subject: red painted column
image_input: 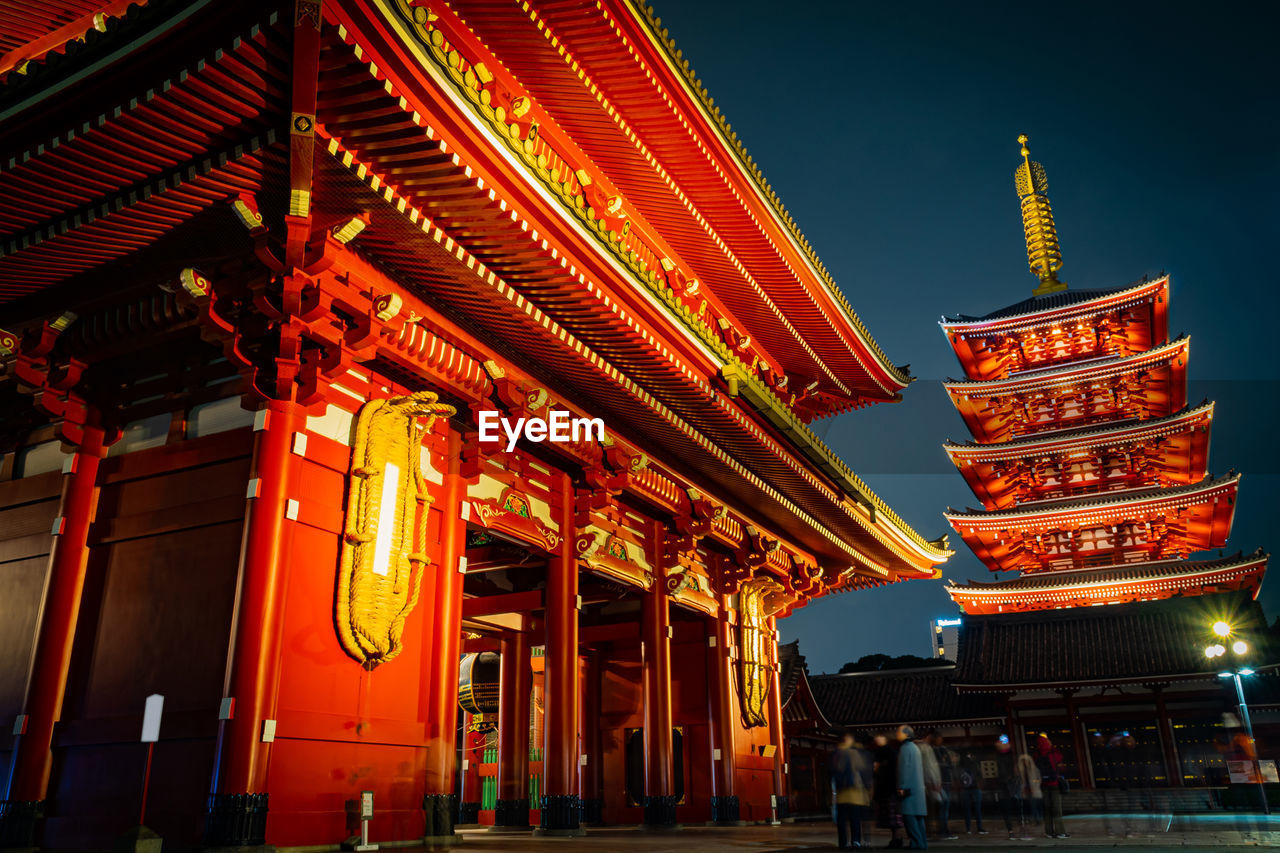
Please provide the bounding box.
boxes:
[642,544,676,828]
[423,425,466,842]
[538,474,580,834]
[494,627,530,828]
[767,616,787,821]
[707,586,739,823]
[3,426,107,840]
[205,400,303,847]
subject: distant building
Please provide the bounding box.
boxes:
[932,616,962,659]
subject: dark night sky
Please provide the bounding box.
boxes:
[650,0,1280,674]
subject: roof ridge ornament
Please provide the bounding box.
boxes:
[1014,134,1068,297]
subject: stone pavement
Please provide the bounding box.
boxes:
[448,812,1280,850]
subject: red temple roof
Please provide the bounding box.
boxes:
[436,0,913,414]
[946,473,1240,573]
[945,549,1267,614]
[0,0,952,584]
[945,402,1214,510]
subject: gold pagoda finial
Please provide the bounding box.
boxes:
[1014,134,1067,296]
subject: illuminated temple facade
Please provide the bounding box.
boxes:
[941,137,1267,615]
[0,1,951,849]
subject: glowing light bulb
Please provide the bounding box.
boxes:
[1212,621,1231,637]
[1232,640,1248,655]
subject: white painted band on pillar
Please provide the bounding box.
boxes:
[291,432,309,457]
[50,516,66,536]
[261,719,277,742]
[253,409,269,432]
[246,478,262,499]
[218,698,235,720]
[12,714,28,735]
[285,499,300,520]
[457,555,468,574]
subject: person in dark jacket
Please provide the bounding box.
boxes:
[871,734,906,849]
[896,725,928,850]
[831,731,873,849]
[958,749,986,835]
[994,735,1023,839]
[1036,734,1069,838]
[931,733,958,841]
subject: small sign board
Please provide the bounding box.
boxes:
[1227,759,1278,783]
[360,791,374,819]
[141,694,164,743]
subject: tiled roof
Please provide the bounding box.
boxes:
[942,277,1162,325]
[957,289,1114,322]
[778,639,806,708]
[943,335,1188,391]
[809,666,1004,727]
[945,550,1268,593]
[942,402,1213,454]
[952,590,1272,689]
[945,472,1238,520]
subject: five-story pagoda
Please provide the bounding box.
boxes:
[940,136,1267,615]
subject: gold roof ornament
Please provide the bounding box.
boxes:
[1015,134,1068,296]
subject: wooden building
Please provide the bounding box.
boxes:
[0,1,951,849]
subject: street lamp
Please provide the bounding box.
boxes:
[1206,622,1269,815]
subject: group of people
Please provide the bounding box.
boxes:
[830,726,1071,849]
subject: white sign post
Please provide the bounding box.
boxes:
[354,791,377,851]
[138,694,164,825]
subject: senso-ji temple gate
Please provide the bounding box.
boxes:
[0,1,952,849]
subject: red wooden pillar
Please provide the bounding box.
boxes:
[578,650,603,824]
[494,627,530,828]
[707,588,739,824]
[1,426,107,846]
[642,544,676,828]
[537,474,580,834]
[767,616,787,821]
[204,399,303,847]
[423,425,465,843]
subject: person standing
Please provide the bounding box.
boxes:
[1035,734,1069,839]
[932,734,958,841]
[831,731,872,849]
[1014,749,1041,839]
[920,729,941,836]
[896,725,928,850]
[872,734,906,849]
[958,749,986,835]
[994,735,1022,839]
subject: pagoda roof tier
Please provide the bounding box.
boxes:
[942,275,1172,335]
[435,0,912,415]
[945,402,1214,510]
[944,336,1189,444]
[945,549,1268,615]
[945,473,1240,574]
[940,277,1169,384]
